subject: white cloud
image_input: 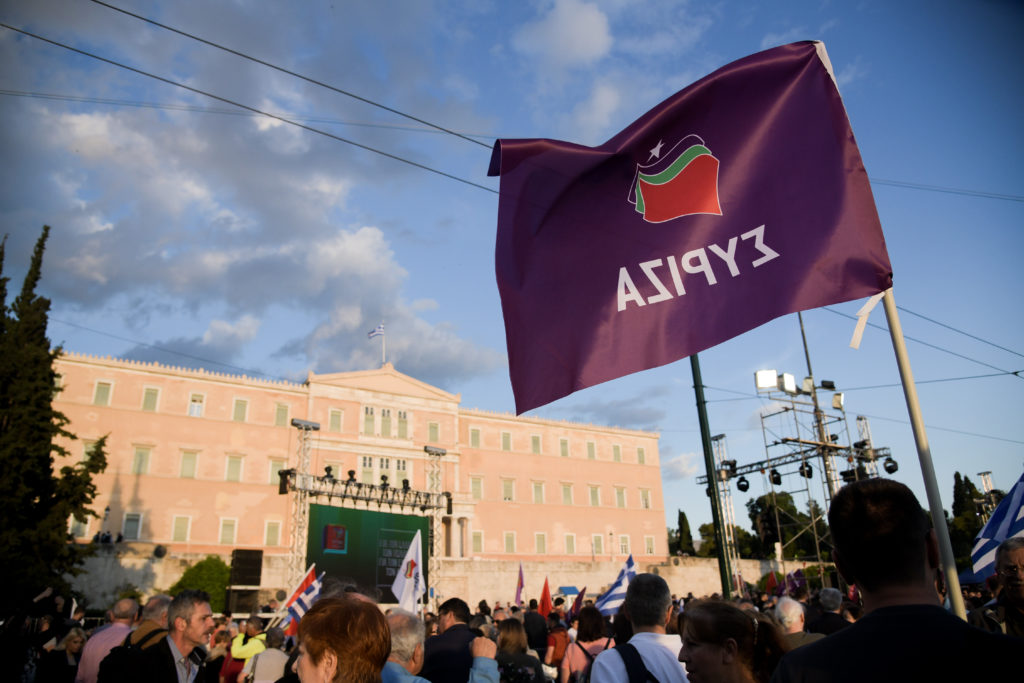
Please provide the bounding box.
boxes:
[512,0,612,70]
[662,452,700,480]
[571,81,621,144]
[202,315,261,347]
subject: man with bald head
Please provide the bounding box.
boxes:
[75,597,138,683]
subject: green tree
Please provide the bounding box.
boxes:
[169,555,231,612]
[696,523,759,558]
[677,510,696,555]
[746,492,827,561]
[949,471,985,569]
[0,227,108,605]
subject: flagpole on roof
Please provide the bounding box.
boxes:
[691,354,734,599]
[881,288,967,620]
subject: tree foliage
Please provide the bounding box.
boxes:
[0,227,108,606]
[696,523,760,558]
[746,492,831,561]
[949,471,985,570]
[169,556,231,613]
[677,510,695,555]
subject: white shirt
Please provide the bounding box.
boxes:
[590,631,688,683]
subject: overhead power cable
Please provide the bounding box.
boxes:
[870,178,1024,203]
[896,306,1024,358]
[87,0,492,149]
[0,23,498,195]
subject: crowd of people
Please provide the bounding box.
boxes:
[5,480,1021,683]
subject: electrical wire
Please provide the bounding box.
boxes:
[0,23,499,195]
[896,306,1024,359]
[87,0,492,149]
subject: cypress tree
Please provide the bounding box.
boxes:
[0,227,108,606]
[677,510,696,555]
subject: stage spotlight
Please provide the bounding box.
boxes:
[770,469,782,486]
[841,469,857,483]
[380,474,389,489]
[883,457,899,474]
[402,478,410,492]
[736,476,750,492]
[799,462,813,479]
[347,470,357,483]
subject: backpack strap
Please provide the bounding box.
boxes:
[136,628,167,649]
[615,642,660,683]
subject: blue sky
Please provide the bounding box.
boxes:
[2,0,1022,536]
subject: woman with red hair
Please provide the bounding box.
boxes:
[293,597,391,683]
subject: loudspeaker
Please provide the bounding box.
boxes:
[225,588,259,614]
[229,549,263,586]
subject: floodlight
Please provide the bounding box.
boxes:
[755,370,778,391]
[802,377,814,394]
[736,476,750,492]
[798,462,814,479]
[781,373,798,395]
[884,457,899,474]
[820,380,836,390]
[770,469,782,486]
[832,393,844,410]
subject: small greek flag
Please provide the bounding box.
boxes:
[368,323,385,339]
[594,554,636,616]
[972,470,1024,577]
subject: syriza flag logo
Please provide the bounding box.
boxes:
[404,558,417,579]
[628,134,722,223]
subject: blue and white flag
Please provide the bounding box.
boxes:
[594,554,636,616]
[972,470,1024,577]
[287,569,324,625]
[368,323,385,339]
[391,529,426,612]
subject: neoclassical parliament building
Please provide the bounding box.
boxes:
[54,352,676,607]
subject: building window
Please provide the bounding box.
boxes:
[361,455,374,484]
[504,532,516,553]
[225,455,243,482]
[535,533,547,554]
[640,489,651,510]
[70,516,89,538]
[532,482,544,504]
[470,428,480,448]
[619,535,630,555]
[560,439,569,457]
[189,393,204,417]
[180,451,198,479]
[397,411,408,439]
[587,442,596,460]
[363,407,374,435]
[265,521,281,547]
[428,422,439,443]
[472,531,483,554]
[502,479,515,502]
[637,447,646,465]
[501,432,511,451]
[471,477,483,501]
[93,381,112,406]
[219,519,237,545]
[589,485,600,507]
[274,403,289,427]
[613,444,621,462]
[123,513,142,540]
[172,516,190,543]
[381,409,392,437]
[396,459,407,474]
[269,458,285,485]
[565,534,576,554]
[561,483,573,505]
[615,487,626,509]
[531,435,541,454]
[645,535,656,555]
[232,399,248,423]
[132,447,150,475]
[592,534,603,555]
[329,409,343,433]
[142,387,159,412]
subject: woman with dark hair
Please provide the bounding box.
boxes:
[558,606,613,683]
[677,600,789,683]
[495,619,545,683]
[293,597,390,683]
[36,626,86,683]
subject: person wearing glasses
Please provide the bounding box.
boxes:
[969,536,1024,639]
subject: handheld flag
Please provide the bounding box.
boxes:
[539,577,553,617]
[594,554,636,616]
[488,41,892,413]
[568,586,587,622]
[283,565,324,636]
[391,530,426,612]
[972,470,1024,577]
[515,563,525,607]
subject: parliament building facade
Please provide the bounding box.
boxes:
[54,352,673,607]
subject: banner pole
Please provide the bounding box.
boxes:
[690,354,733,599]
[881,288,966,620]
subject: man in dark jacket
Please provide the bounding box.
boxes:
[420,598,476,683]
[806,588,849,636]
[142,590,214,683]
[522,599,547,662]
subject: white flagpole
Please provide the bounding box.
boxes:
[382,329,387,366]
[881,288,967,620]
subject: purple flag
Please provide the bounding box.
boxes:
[488,42,892,414]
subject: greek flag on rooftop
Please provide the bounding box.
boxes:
[972,470,1024,577]
[288,571,324,623]
[594,554,636,616]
